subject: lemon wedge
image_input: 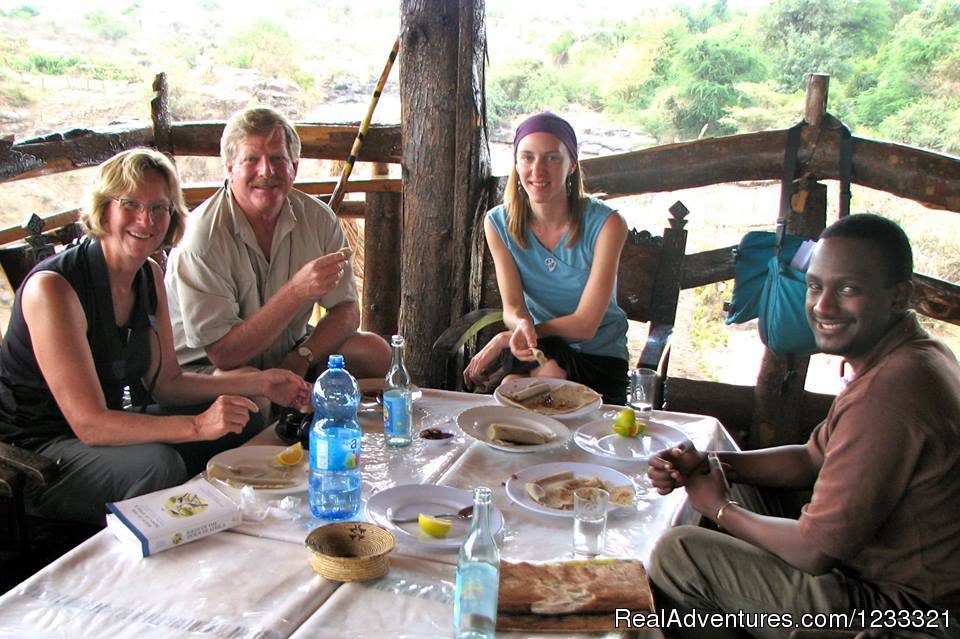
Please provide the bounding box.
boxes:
[612,408,646,437]
[418,513,453,538]
[274,442,304,466]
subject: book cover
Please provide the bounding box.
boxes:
[106,477,242,557]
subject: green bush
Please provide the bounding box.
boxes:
[4,4,39,18]
[0,71,34,107]
[877,97,960,155]
[220,20,303,80]
[85,10,130,41]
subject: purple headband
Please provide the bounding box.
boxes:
[513,112,578,162]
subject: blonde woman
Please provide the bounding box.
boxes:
[0,148,309,524]
[463,112,629,404]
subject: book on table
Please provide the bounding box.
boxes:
[106,477,242,557]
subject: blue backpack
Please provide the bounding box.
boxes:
[726,120,852,357]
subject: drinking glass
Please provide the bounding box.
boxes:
[628,368,657,412]
[572,487,608,557]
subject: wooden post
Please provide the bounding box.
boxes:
[399,0,489,386]
[364,162,402,336]
[151,72,173,156]
[804,74,830,127]
[750,74,831,448]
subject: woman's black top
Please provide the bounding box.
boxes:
[0,238,156,449]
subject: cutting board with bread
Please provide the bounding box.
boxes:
[496,559,655,631]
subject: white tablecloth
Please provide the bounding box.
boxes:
[0,389,737,638]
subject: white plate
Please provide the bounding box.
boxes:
[205,446,308,496]
[493,377,602,420]
[505,462,635,518]
[457,405,570,453]
[574,418,687,463]
[365,484,505,548]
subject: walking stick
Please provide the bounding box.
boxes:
[328,36,400,213]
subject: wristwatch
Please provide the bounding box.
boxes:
[296,345,315,365]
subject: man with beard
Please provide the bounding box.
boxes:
[165,107,389,382]
[646,214,960,638]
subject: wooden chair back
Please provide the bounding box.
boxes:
[0,215,85,291]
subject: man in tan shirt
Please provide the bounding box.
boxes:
[166,107,389,380]
[647,214,960,638]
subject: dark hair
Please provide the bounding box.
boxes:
[820,214,913,284]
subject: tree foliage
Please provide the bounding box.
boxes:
[484,0,959,154]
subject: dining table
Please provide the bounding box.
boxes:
[0,387,739,639]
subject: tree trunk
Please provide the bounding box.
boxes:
[399,0,489,386]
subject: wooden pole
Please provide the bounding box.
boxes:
[151,72,173,155]
[749,73,831,448]
[364,162,402,336]
[328,37,401,213]
[399,0,489,386]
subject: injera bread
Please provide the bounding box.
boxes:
[499,382,601,416]
[496,559,655,632]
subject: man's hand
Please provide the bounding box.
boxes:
[508,319,539,361]
[647,440,708,495]
[684,454,731,520]
[286,251,348,305]
[193,396,259,440]
[260,368,311,410]
[464,331,510,389]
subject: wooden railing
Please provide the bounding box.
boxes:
[3,72,960,448]
[0,73,405,337]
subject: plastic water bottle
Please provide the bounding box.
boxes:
[453,487,500,638]
[308,354,362,520]
[383,334,413,447]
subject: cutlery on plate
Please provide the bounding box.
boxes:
[389,505,473,524]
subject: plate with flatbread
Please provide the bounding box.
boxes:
[494,377,602,420]
[205,446,308,497]
[505,462,636,517]
[457,405,570,453]
[574,418,686,464]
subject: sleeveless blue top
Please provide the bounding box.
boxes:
[487,198,628,361]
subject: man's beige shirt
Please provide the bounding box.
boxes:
[166,184,358,370]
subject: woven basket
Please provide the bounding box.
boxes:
[305,521,396,582]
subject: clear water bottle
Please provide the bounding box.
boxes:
[308,354,362,520]
[383,334,413,447]
[453,487,500,638]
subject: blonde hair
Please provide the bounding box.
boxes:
[81,148,187,248]
[504,161,586,249]
[220,106,301,166]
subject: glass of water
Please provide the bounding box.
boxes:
[628,368,657,412]
[573,487,609,557]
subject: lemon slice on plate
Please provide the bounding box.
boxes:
[418,513,453,538]
[274,442,304,467]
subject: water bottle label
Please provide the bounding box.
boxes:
[311,430,359,471]
[454,562,499,635]
[383,389,412,438]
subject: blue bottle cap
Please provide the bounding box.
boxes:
[328,354,345,369]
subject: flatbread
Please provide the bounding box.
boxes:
[500,382,600,416]
[530,348,548,366]
[523,473,634,510]
[498,559,655,621]
[488,421,556,446]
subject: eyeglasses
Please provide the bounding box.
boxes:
[113,197,172,220]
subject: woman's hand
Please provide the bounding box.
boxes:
[464,330,510,389]
[260,369,312,410]
[508,319,539,360]
[193,396,259,440]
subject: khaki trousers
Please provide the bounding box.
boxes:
[648,524,954,639]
